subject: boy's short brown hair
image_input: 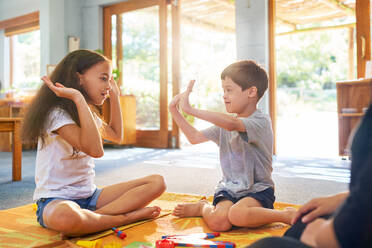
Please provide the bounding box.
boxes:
[221,60,268,100]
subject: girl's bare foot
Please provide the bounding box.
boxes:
[122,206,161,224]
[172,200,208,217]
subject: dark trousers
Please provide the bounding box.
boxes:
[247,214,333,248]
[247,237,312,248]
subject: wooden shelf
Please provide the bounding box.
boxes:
[339,113,365,117]
[337,79,372,156]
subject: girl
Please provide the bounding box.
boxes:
[22,49,166,236]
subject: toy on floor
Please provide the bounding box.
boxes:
[161,233,220,240]
[103,242,123,248]
[156,232,235,248]
[76,239,102,248]
[112,227,127,239]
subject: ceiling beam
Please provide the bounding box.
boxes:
[276,17,297,30]
[277,22,355,36]
[318,0,355,16]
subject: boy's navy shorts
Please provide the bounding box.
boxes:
[212,187,275,209]
[36,188,102,228]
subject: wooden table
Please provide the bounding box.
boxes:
[0,117,22,181]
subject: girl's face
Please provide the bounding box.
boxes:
[78,61,112,105]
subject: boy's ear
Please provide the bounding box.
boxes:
[246,86,258,98]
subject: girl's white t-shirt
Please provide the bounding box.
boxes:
[33,107,102,201]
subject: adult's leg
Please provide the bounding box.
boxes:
[247,237,312,248]
[43,200,160,236]
[95,174,166,215]
[228,197,296,227]
[173,200,234,231]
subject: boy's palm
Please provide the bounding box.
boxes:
[186,80,195,93]
[42,76,82,101]
[179,80,195,113]
[169,93,182,109]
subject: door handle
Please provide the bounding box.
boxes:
[361,35,366,59]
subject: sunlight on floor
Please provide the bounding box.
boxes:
[277,111,339,158]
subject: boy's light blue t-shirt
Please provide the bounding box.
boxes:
[201,109,274,198]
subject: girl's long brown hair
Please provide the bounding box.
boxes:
[22,49,109,146]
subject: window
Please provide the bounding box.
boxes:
[0,12,40,95]
[9,30,40,89]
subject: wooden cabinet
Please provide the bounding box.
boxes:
[337,78,372,156]
[0,103,26,152]
[101,95,136,145]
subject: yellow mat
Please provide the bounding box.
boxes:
[0,192,298,248]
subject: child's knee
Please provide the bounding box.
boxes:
[207,213,232,231]
[46,202,83,233]
[149,174,166,193]
[228,205,252,226]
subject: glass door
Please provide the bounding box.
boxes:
[104,0,171,148]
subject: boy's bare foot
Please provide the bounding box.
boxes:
[172,200,208,217]
[122,206,161,224]
[282,207,297,225]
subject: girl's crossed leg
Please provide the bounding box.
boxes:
[42,174,166,236]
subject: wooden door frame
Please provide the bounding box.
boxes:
[103,0,178,148]
[356,0,370,78]
[268,0,276,155]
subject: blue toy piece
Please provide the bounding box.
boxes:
[112,227,127,239]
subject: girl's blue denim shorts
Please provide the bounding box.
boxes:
[35,188,102,228]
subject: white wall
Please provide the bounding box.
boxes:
[235,0,269,113]
[81,0,125,50]
[0,0,40,21]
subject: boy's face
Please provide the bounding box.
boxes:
[222,77,256,115]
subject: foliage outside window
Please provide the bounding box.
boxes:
[10,29,41,95]
[276,29,350,115]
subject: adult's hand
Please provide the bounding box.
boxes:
[292,192,348,224]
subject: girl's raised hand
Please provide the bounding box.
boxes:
[109,77,120,97]
[42,76,82,101]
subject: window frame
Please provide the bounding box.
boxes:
[0,12,39,88]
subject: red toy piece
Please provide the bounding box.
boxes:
[156,239,175,248]
[156,233,235,248]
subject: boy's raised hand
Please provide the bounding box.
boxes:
[42,76,82,102]
[169,93,182,112]
[186,79,195,93]
[179,80,195,114]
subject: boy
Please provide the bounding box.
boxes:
[169,60,295,231]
